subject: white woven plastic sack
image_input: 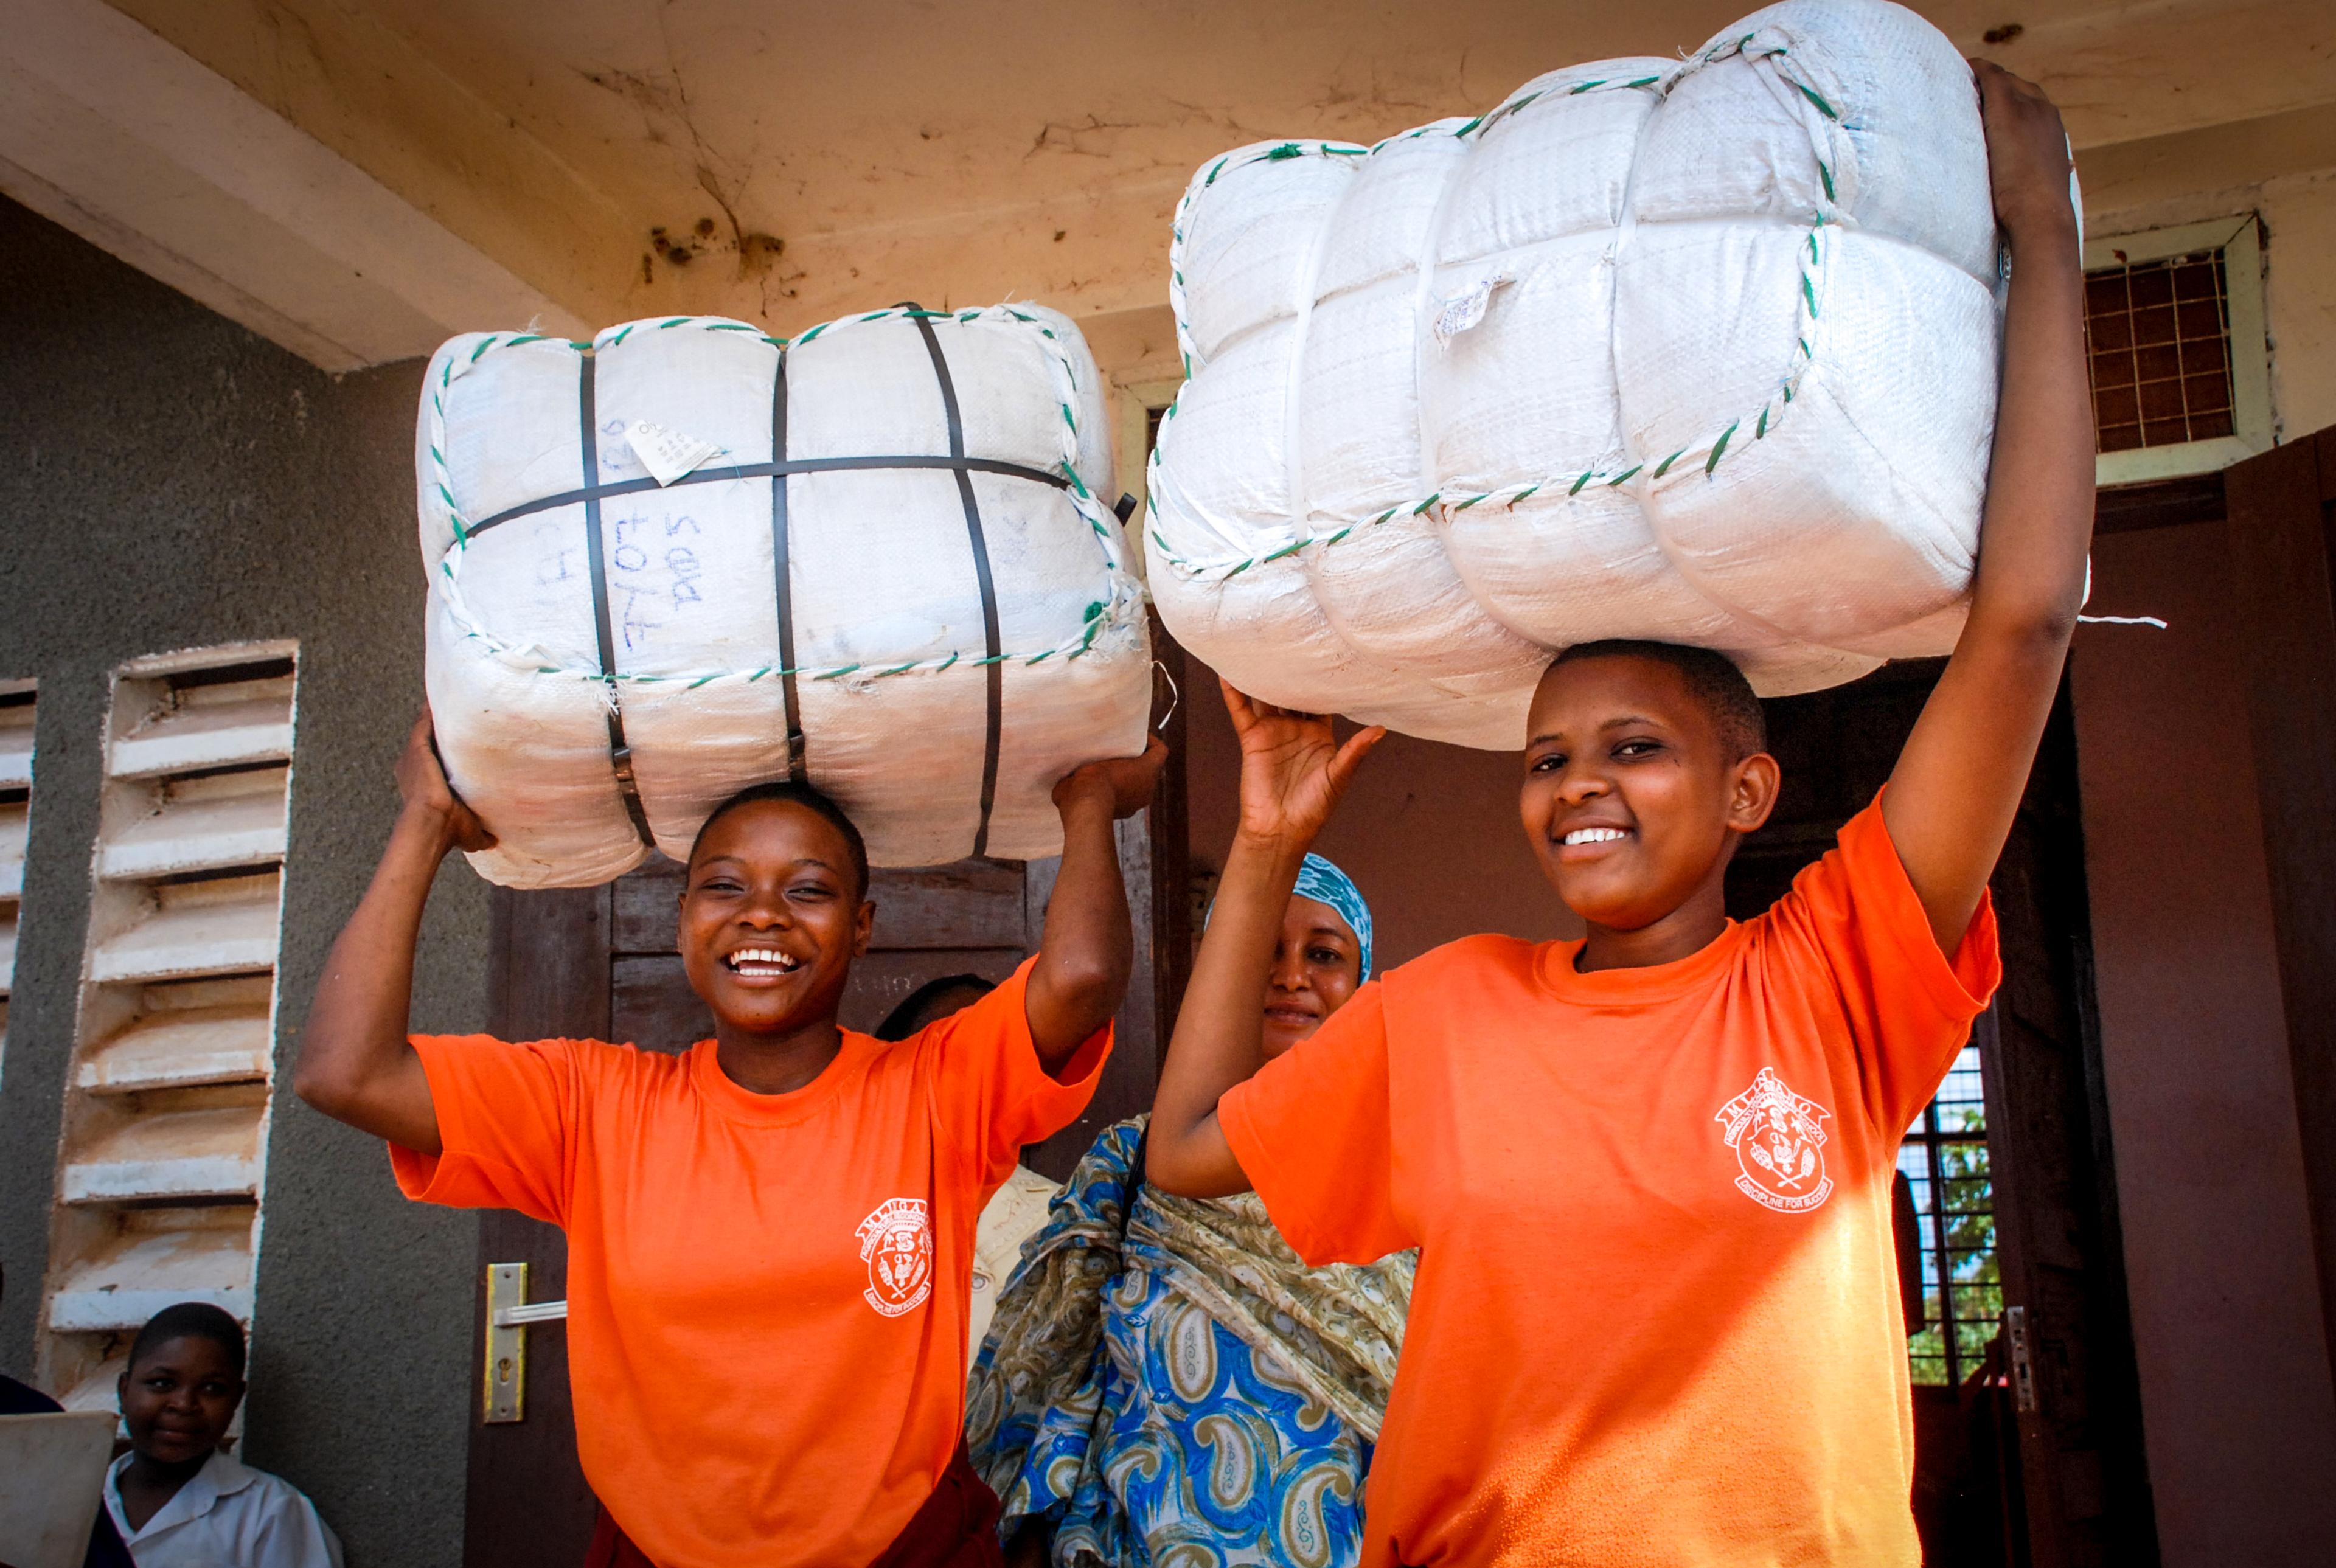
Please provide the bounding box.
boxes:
[419,305,1150,888]
[1149,0,2043,747]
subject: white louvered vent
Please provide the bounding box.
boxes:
[0,680,34,1087]
[38,644,296,1411]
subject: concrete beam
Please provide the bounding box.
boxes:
[2078,100,2336,214]
[0,0,588,372]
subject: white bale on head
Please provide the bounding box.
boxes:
[1149,0,2059,736]
[419,306,1150,889]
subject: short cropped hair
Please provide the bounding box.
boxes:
[1550,640,1768,760]
[129,1302,246,1379]
[687,780,870,900]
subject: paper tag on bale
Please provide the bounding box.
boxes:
[1433,273,1512,345]
[626,420,725,485]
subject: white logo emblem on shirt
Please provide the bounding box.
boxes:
[856,1197,934,1317]
[1715,1067,1835,1213]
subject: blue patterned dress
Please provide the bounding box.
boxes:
[965,1119,1413,1568]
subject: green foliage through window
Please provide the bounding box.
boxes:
[1899,1042,1998,1386]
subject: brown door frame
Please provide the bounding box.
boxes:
[465,883,610,1568]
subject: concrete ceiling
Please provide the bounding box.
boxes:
[70,0,2336,349]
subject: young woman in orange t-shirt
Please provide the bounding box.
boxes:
[1148,63,2090,1568]
[295,715,1162,1567]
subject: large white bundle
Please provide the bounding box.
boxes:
[419,305,1150,888]
[1149,0,2028,746]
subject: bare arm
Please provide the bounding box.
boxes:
[1883,61,2092,954]
[1147,684,1383,1197]
[291,714,493,1154]
[1024,737,1169,1073]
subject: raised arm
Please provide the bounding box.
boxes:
[1883,60,2092,954]
[1147,682,1383,1198]
[1024,737,1169,1073]
[291,713,493,1154]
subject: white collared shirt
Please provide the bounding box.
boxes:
[967,1162,1060,1367]
[104,1450,342,1568]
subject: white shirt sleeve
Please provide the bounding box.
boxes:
[232,1474,342,1568]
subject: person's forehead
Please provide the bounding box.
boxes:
[1285,893,1355,940]
[692,797,850,867]
[136,1334,233,1372]
[1528,654,1705,732]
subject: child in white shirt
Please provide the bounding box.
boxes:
[103,1303,341,1568]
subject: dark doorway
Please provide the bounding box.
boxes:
[1726,661,2157,1568]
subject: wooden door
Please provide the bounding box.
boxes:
[461,789,1183,1564]
[1726,661,2157,1568]
[2225,428,2336,1376]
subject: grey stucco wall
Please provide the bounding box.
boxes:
[0,198,483,1567]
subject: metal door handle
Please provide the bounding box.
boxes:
[493,1299,570,1327]
[482,1263,567,1424]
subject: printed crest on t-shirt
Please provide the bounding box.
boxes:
[1714,1067,1835,1213]
[855,1196,934,1317]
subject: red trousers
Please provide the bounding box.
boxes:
[584,1446,1004,1568]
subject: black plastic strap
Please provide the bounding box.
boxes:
[579,355,656,850]
[1113,492,1138,525]
[905,304,1003,859]
[770,349,807,783]
[465,454,1068,538]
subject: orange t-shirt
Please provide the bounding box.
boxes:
[1220,798,2000,1567]
[391,959,1108,1568]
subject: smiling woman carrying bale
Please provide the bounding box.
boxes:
[1145,35,2094,1567]
[297,302,1163,1568]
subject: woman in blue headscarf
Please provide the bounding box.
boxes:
[966,854,1411,1568]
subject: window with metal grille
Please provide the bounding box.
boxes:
[1897,1038,1999,1386]
[2088,250,2234,451]
[2085,214,2270,485]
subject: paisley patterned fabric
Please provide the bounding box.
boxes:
[966,1118,1413,1567]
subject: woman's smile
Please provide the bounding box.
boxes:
[721,945,805,983]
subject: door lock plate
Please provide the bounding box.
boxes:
[484,1263,529,1424]
[2005,1304,2039,1413]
